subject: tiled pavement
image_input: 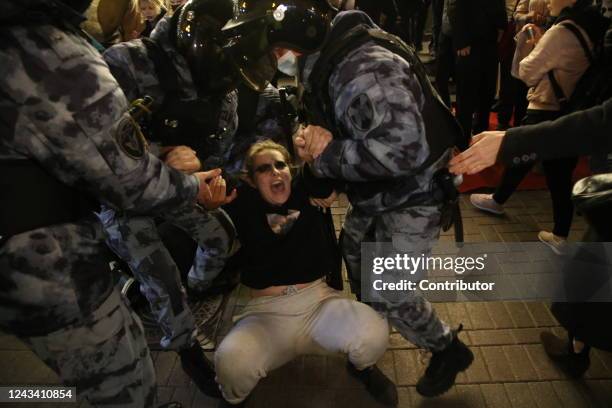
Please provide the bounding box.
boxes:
[1,190,611,408]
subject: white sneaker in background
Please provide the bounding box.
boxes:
[470,194,505,215]
[538,230,567,255]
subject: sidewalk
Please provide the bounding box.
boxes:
[1,190,611,407]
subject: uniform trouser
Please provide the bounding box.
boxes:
[340,205,452,352]
[26,290,157,407]
[99,205,235,350]
[0,223,156,407]
[214,280,389,404]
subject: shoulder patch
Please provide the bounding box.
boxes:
[346,93,375,132]
[115,116,146,160]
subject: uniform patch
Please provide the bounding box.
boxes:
[346,93,375,131]
[115,116,145,160]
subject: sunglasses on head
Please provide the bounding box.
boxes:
[254,160,288,174]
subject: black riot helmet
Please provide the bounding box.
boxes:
[175,0,242,96]
[221,0,334,91]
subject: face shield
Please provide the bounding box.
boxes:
[221,0,332,91]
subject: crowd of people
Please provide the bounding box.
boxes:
[0,0,611,407]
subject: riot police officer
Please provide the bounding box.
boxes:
[0,0,224,405]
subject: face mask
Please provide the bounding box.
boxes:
[277,51,298,77]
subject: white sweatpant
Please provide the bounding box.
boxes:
[214,280,389,404]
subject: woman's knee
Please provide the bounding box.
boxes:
[349,305,389,368]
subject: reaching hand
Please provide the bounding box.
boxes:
[448,131,506,175]
[309,190,338,209]
[194,169,237,209]
[457,46,471,57]
[294,125,332,164]
[162,145,201,174]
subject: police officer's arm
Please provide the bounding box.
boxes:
[311,59,429,181]
[2,40,202,215]
[103,43,144,102]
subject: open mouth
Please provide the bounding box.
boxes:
[271,180,285,194]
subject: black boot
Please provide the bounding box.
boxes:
[416,324,473,397]
[540,331,590,378]
[348,363,398,407]
[178,343,222,398]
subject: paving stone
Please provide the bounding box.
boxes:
[504,301,536,328]
[191,388,219,408]
[528,382,563,408]
[389,333,413,350]
[284,387,333,408]
[156,351,178,386]
[464,303,495,330]
[480,346,515,382]
[584,350,612,380]
[524,302,556,327]
[397,387,412,408]
[485,302,515,329]
[469,329,514,346]
[445,303,472,330]
[524,344,564,381]
[408,385,460,408]
[512,327,547,344]
[171,385,195,407]
[464,347,491,384]
[376,350,397,384]
[157,386,174,405]
[394,350,421,386]
[503,345,539,381]
[594,349,612,372]
[504,382,538,408]
[478,225,503,242]
[480,383,512,408]
[584,380,612,408]
[455,384,487,408]
[551,381,591,408]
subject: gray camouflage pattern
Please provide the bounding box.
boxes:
[305,11,453,351]
[0,8,201,404]
[101,16,238,349]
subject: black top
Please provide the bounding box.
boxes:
[224,167,335,289]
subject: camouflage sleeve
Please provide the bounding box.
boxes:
[312,47,429,182]
[103,42,146,102]
[0,27,198,214]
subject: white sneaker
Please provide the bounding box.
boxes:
[538,231,567,255]
[470,194,505,215]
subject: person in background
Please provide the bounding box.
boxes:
[470,0,609,254]
[139,0,166,37]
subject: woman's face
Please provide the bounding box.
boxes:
[140,1,160,21]
[548,0,576,16]
[251,149,292,206]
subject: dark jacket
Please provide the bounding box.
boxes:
[498,96,612,165]
[452,0,507,49]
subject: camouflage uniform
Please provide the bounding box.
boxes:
[0,2,200,405]
[304,11,453,351]
[100,16,238,349]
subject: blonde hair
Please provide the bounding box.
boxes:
[245,140,293,178]
[140,0,165,9]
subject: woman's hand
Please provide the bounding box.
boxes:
[195,171,237,209]
[522,23,544,46]
[449,131,506,175]
[309,190,338,209]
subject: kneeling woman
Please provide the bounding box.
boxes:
[215,140,396,406]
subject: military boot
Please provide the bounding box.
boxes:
[178,343,222,398]
[416,324,473,397]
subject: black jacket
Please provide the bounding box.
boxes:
[499,96,612,165]
[451,0,507,49]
